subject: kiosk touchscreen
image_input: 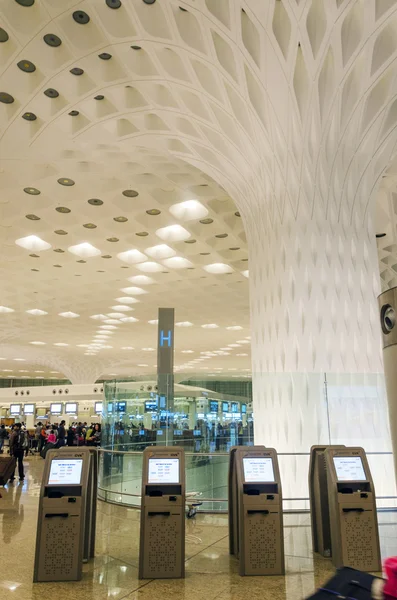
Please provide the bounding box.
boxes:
[139,447,185,580]
[308,445,346,558]
[33,448,93,582]
[325,447,381,572]
[229,446,285,576]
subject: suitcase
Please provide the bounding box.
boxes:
[306,567,382,599]
[0,455,16,485]
[40,442,55,459]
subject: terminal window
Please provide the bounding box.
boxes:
[243,457,275,482]
[148,458,179,484]
[48,459,83,485]
[333,456,366,481]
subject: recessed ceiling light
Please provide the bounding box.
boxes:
[58,178,75,186]
[138,364,149,367]
[229,247,240,251]
[156,225,190,242]
[116,249,147,264]
[54,343,69,347]
[26,214,40,220]
[70,67,84,76]
[17,60,36,73]
[99,325,118,330]
[136,262,163,273]
[73,10,90,24]
[54,230,68,235]
[226,326,243,331]
[90,314,107,321]
[102,255,112,259]
[107,237,119,242]
[59,312,80,318]
[43,33,62,47]
[99,52,112,60]
[0,306,14,313]
[53,264,62,268]
[236,353,248,357]
[26,309,48,316]
[143,0,156,4]
[68,243,101,258]
[120,287,147,295]
[106,0,122,7]
[22,112,37,121]
[16,235,51,251]
[114,216,128,223]
[204,263,233,274]
[127,275,155,285]
[122,189,139,197]
[0,92,14,104]
[163,257,193,269]
[200,218,213,225]
[185,239,196,244]
[145,244,176,260]
[181,350,194,354]
[115,297,139,304]
[88,198,103,206]
[13,358,26,362]
[142,347,155,352]
[56,206,71,214]
[131,45,141,50]
[0,28,9,42]
[110,306,133,312]
[201,324,219,329]
[69,110,79,116]
[83,223,97,229]
[148,319,158,325]
[242,270,249,278]
[104,319,120,324]
[121,346,134,350]
[169,199,208,221]
[23,187,40,195]
[136,231,149,237]
[120,316,139,323]
[30,341,46,345]
[216,233,228,239]
[44,88,59,98]
[54,248,65,253]
[146,209,161,216]
[176,321,193,327]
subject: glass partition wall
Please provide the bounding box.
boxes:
[98,373,397,512]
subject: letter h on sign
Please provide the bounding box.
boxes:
[160,330,172,348]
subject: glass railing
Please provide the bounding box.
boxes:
[97,447,397,512]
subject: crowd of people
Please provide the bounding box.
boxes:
[35,421,101,451]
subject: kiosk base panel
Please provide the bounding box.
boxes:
[141,509,184,579]
[37,514,82,581]
[243,510,283,575]
[339,509,381,571]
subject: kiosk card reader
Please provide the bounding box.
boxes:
[309,445,345,558]
[325,447,381,571]
[229,446,285,576]
[33,447,96,582]
[139,446,185,579]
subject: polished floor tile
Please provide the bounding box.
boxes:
[0,456,396,600]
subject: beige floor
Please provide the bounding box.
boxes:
[0,457,395,600]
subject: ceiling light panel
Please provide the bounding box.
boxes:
[26,309,48,316]
[59,312,80,318]
[162,257,193,269]
[145,245,176,260]
[116,249,147,264]
[136,261,164,273]
[15,235,51,251]
[68,243,101,258]
[204,263,234,274]
[120,287,148,295]
[169,200,209,221]
[156,225,191,242]
[115,297,140,304]
[127,275,155,285]
[0,306,15,313]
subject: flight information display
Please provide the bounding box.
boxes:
[333,456,366,481]
[24,404,35,415]
[148,458,179,484]
[243,457,275,482]
[10,404,21,415]
[48,459,83,485]
[95,402,103,414]
[65,402,78,414]
[50,403,62,414]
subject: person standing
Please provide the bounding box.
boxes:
[9,423,25,482]
[0,424,8,453]
[57,420,66,447]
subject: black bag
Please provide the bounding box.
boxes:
[13,431,26,451]
[0,455,16,485]
[306,567,381,599]
[40,442,55,459]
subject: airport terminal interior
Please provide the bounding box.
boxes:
[3,0,397,598]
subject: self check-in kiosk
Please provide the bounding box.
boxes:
[33,447,97,582]
[229,446,285,576]
[139,446,185,580]
[325,447,381,571]
[309,445,345,558]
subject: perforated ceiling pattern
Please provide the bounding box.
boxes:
[1,0,397,385]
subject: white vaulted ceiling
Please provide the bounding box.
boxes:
[2,0,397,381]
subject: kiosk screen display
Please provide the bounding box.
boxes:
[10,404,21,415]
[209,401,218,413]
[117,401,126,413]
[48,459,83,485]
[148,458,179,483]
[65,402,78,414]
[222,402,229,413]
[231,402,238,413]
[50,403,62,415]
[145,400,157,412]
[243,457,275,482]
[333,456,366,481]
[95,402,103,414]
[24,404,35,415]
[241,404,247,414]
